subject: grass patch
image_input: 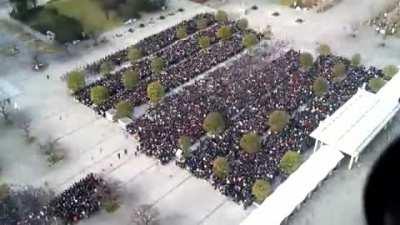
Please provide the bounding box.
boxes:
[48,0,122,33]
[27,39,62,54]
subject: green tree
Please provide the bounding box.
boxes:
[147,81,165,103]
[100,61,114,76]
[178,135,191,157]
[332,62,346,81]
[90,86,109,105]
[216,26,232,41]
[313,77,329,96]
[368,78,386,93]
[280,0,301,6]
[115,100,133,119]
[351,53,361,67]
[240,132,262,154]
[122,70,139,90]
[176,25,188,39]
[317,43,331,56]
[251,179,272,204]
[383,65,398,80]
[0,184,10,201]
[203,112,225,135]
[150,57,165,75]
[196,17,208,30]
[299,52,314,70]
[103,199,120,213]
[67,70,85,92]
[268,110,289,133]
[215,10,228,23]
[212,156,230,179]
[242,33,258,48]
[128,47,143,62]
[237,18,248,31]
[198,36,211,49]
[279,150,302,174]
[30,8,84,43]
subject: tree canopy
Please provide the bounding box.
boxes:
[115,100,133,119]
[122,70,139,90]
[299,52,314,70]
[128,47,143,62]
[147,81,165,103]
[196,17,208,30]
[251,179,272,204]
[178,135,191,157]
[215,10,228,23]
[279,150,302,174]
[332,62,346,81]
[280,0,298,6]
[150,57,165,75]
[216,26,232,41]
[90,86,109,105]
[176,25,188,39]
[203,112,225,135]
[317,43,331,56]
[383,65,398,80]
[240,132,262,154]
[212,156,230,179]
[100,61,114,76]
[237,18,248,31]
[268,110,289,133]
[198,35,211,49]
[351,53,361,67]
[242,33,258,49]
[67,70,85,92]
[368,77,386,93]
[313,77,329,96]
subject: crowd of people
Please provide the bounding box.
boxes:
[83,13,216,75]
[92,24,245,115]
[69,13,388,208]
[126,48,296,163]
[73,13,216,106]
[126,46,385,206]
[73,15,253,117]
[17,174,111,225]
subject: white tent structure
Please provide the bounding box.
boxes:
[310,87,400,169]
[240,146,344,225]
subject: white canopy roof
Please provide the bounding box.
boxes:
[310,88,399,157]
[0,79,20,102]
[240,146,344,225]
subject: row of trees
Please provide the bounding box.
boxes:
[212,149,301,203]
[299,46,398,95]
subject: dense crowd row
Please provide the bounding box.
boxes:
[17,174,111,225]
[68,14,387,207]
[126,47,293,163]
[74,13,218,105]
[185,60,316,207]
[84,13,216,75]
[126,45,385,206]
[74,22,256,116]
[92,24,244,114]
